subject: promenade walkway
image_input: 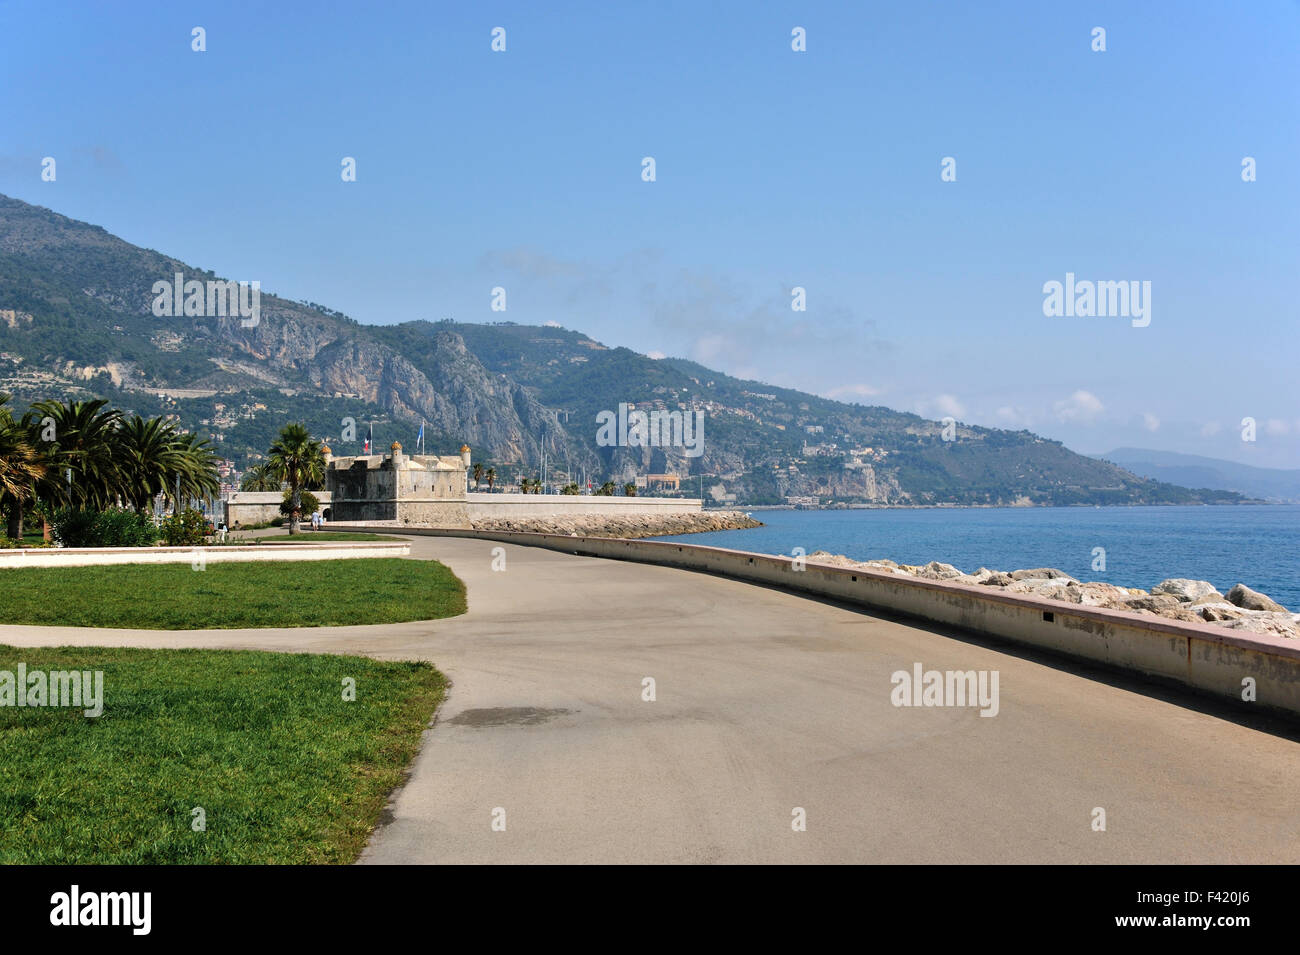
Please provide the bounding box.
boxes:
[3,535,1297,863]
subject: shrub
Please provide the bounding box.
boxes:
[270,516,285,527]
[94,508,159,547]
[159,508,208,546]
[51,508,102,547]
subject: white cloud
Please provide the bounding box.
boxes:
[995,406,1034,428]
[691,334,729,364]
[1265,418,1290,436]
[1053,390,1105,424]
[1200,421,1222,437]
[912,393,966,419]
[824,383,882,402]
[646,350,666,360]
[1142,412,1160,432]
[932,393,966,419]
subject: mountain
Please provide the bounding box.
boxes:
[1095,448,1300,503]
[0,193,1249,507]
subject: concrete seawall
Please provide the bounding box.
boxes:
[352,526,1300,719]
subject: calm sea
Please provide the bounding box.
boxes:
[655,505,1300,608]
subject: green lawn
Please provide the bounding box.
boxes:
[255,532,398,543]
[0,558,466,629]
[0,646,445,864]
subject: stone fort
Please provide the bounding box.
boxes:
[324,442,472,526]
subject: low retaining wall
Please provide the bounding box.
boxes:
[466,493,702,519]
[0,542,410,568]
[225,490,334,526]
[349,526,1300,719]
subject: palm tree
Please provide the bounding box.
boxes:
[112,416,220,515]
[1,399,219,536]
[114,414,178,513]
[267,423,324,535]
[623,482,637,497]
[169,430,221,512]
[485,467,496,492]
[0,394,46,540]
[561,482,580,495]
[596,481,616,496]
[240,463,279,492]
[472,462,483,490]
[30,399,122,511]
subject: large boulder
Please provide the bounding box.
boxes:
[862,560,915,577]
[1194,602,1247,623]
[1007,578,1075,599]
[1225,583,1287,613]
[979,572,1014,587]
[806,551,861,569]
[1151,579,1221,602]
[1153,607,1206,624]
[1216,611,1298,639]
[918,560,964,581]
[1122,593,1185,613]
[1010,568,1076,582]
[1069,581,1133,608]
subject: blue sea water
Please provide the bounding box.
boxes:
[654,505,1300,608]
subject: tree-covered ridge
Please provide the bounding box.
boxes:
[0,194,1247,506]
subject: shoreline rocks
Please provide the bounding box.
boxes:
[804,551,1297,639]
[470,510,762,539]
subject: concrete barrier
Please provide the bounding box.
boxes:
[0,541,410,568]
[349,526,1300,719]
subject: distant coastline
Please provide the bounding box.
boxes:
[734,500,1276,512]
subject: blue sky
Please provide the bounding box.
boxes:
[2,0,1297,466]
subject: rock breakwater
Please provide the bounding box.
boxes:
[471,510,762,539]
[805,552,1300,639]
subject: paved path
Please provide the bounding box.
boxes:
[3,536,1298,863]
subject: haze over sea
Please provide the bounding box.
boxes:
[657,505,1300,609]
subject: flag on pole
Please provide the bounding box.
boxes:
[417,421,424,454]
[364,422,372,454]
